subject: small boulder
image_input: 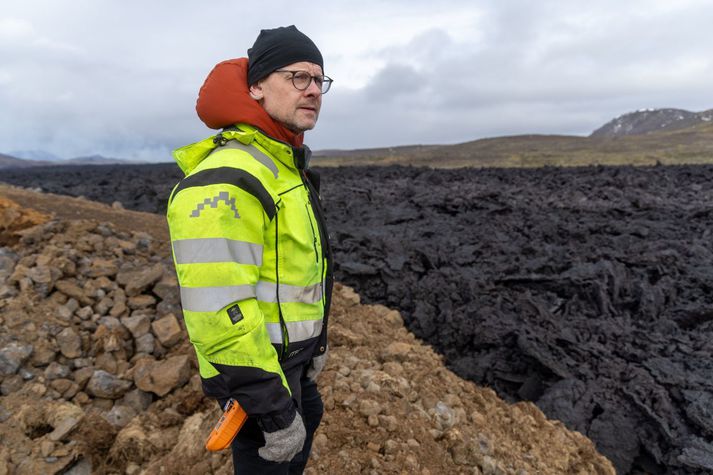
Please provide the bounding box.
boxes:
[151,314,183,348]
[55,280,92,305]
[134,333,155,355]
[358,399,382,417]
[121,314,151,339]
[110,293,128,318]
[128,294,156,309]
[85,258,118,278]
[133,355,191,397]
[86,370,133,399]
[382,342,412,362]
[103,404,137,428]
[1,375,23,395]
[120,388,153,413]
[73,367,95,389]
[57,327,83,358]
[47,402,84,442]
[45,362,72,380]
[116,264,164,297]
[0,342,33,376]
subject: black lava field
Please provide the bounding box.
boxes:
[4,163,713,474]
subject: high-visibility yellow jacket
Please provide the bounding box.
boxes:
[166,124,332,423]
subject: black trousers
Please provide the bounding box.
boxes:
[229,374,324,474]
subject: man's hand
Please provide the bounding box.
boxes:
[258,411,306,463]
[306,346,328,381]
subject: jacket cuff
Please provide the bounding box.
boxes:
[256,399,297,433]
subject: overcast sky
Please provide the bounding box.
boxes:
[2,0,713,161]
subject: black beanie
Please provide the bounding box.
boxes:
[247,25,323,86]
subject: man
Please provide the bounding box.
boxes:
[166,25,333,474]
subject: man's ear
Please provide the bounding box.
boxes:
[249,83,264,100]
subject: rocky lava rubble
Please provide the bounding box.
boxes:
[3,162,713,474]
[320,165,713,475]
[0,195,615,474]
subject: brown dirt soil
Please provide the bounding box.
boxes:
[0,184,170,249]
[0,196,51,246]
[0,184,616,474]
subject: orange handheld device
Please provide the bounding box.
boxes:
[205,398,248,451]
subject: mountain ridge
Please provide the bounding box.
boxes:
[591,108,713,138]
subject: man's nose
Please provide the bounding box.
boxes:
[304,78,322,96]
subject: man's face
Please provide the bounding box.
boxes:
[249,61,323,134]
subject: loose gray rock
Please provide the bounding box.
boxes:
[151,313,182,348]
[0,251,17,278]
[103,404,137,428]
[75,306,93,321]
[85,370,133,399]
[97,316,124,331]
[358,399,382,417]
[153,274,180,305]
[85,258,118,278]
[116,264,164,297]
[55,280,92,305]
[95,296,114,316]
[64,458,93,475]
[73,367,95,389]
[57,304,73,320]
[134,333,155,355]
[0,403,12,422]
[28,265,57,296]
[19,368,35,380]
[45,362,71,380]
[121,314,151,339]
[56,327,82,358]
[72,358,93,369]
[133,355,191,397]
[120,388,153,412]
[48,415,81,442]
[128,294,156,309]
[0,341,33,376]
[1,374,23,395]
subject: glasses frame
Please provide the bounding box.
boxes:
[274,69,333,94]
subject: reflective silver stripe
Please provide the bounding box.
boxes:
[265,319,323,344]
[256,281,323,304]
[173,238,263,266]
[180,285,255,312]
[221,140,279,178]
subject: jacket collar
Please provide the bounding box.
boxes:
[232,124,311,171]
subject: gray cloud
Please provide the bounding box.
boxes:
[2,1,713,159]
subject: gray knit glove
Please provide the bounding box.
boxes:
[258,411,306,463]
[306,346,328,381]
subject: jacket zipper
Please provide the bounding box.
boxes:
[274,207,289,360]
[305,201,319,263]
[302,172,331,318]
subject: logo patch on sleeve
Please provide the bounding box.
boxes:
[227,304,244,324]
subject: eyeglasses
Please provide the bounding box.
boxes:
[274,69,333,94]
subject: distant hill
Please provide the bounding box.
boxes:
[64,154,143,165]
[314,116,713,168]
[0,152,145,169]
[591,108,713,138]
[0,153,50,168]
[9,150,65,162]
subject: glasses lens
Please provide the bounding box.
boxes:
[292,71,311,90]
[321,76,332,94]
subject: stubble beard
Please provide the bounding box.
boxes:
[282,114,318,134]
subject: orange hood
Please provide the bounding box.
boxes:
[196,57,304,147]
